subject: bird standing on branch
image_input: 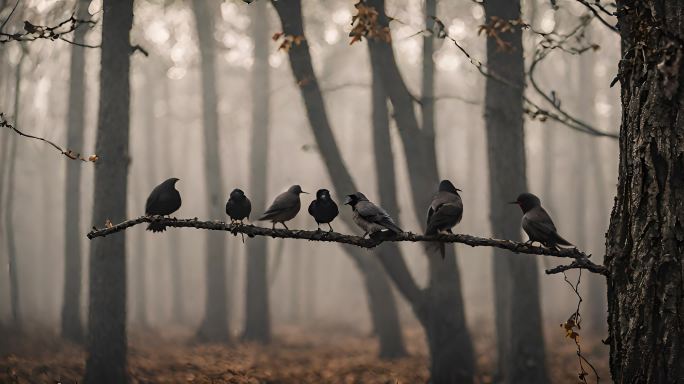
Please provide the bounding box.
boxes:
[258,185,308,229]
[510,192,573,248]
[145,178,182,233]
[425,180,463,259]
[226,188,251,224]
[344,192,403,239]
[308,188,339,232]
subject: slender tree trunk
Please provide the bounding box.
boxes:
[83,1,133,382]
[270,0,406,359]
[606,2,683,382]
[5,51,24,331]
[192,0,230,343]
[482,1,549,383]
[243,0,271,343]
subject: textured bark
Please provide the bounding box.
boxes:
[270,0,406,359]
[192,0,230,343]
[61,0,89,343]
[606,2,684,382]
[243,0,271,343]
[483,1,549,383]
[82,1,133,382]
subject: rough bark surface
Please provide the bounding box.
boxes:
[83,1,133,382]
[61,0,89,343]
[607,2,684,382]
[243,0,271,343]
[192,0,230,343]
[483,1,549,383]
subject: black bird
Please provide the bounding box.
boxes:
[258,185,308,229]
[426,180,463,259]
[509,192,572,248]
[145,177,182,233]
[226,188,251,224]
[343,192,402,238]
[308,189,339,231]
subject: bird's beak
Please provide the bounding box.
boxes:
[456,188,462,192]
[301,191,309,194]
[343,196,353,205]
[508,201,519,205]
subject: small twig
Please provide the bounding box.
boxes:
[575,0,618,32]
[131,44,149,57]
[0,13,95,44]
[0,0,20,33]
[59,36,100,48]
[0,112,97,162]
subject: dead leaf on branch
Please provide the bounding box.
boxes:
[272,32,305,52]
[349,1,391,45]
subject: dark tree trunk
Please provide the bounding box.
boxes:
[243,0,271,343]
[192,0,230,343]
[606,2,683,382]
[270,0,406,359]
[4,51,24,331]
[61,0,89,343]
[83,1,133,382]
[482,1,549,383]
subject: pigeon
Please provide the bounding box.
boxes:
[510,192,572,248]
[308,188,339,232]
[425,180,463,259]
[226,188,251,224]
[145,177,182,233]
[343,192,402,238]
[258,185,308,229]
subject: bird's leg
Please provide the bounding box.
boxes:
[282,222,290,230]
[272,222,276,230]
[446,228,453,234]
[316,223,321,231]
[240,232,245,244]
[362,231,368,238]
[328,223,333,232]
[524,239,534,245]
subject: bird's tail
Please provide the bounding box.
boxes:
[553,232,573,247]
[427,241,446,259]
[147,222,166,233]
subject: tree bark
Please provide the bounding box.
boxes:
[61,0,89,343]
[243,0,271,343]
[482,1,549,383]
[83,1,133,382]
[191,0,230,343]
[606,2,684,382]
[270,0,406,359]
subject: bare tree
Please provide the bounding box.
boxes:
[191,0,230,343]
[83,0,134,382]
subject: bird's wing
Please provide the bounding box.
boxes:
[522,207,558,236]
[260,192,296,219]
[145,185,161,214]
[308,200,316,216]
[357,201,403,233]
[426,192,462,233]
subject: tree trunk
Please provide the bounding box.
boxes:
[606,2,683,382]
[61,0,89,343]
[83,1,133,382]
[243,0,271,343]
[270,0,407,359]
[191,0,230,343]
[482,1,549,383]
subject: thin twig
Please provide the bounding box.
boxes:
[0,0,20,32]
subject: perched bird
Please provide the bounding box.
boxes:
[226,188,251,224]
[425,180,463,259]
[145,177,182,233]
[308,188,339,232]
[510,192,572,248]
[258,185,308,229]
[343,192,403,238]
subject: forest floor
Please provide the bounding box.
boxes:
[0,324,609,383]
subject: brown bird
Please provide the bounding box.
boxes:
[510,192,572,248]
[258,185,308,229]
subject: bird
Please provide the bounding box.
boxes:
[226,188,251,224]
[145,177,182,233]
[308,188,339,232]
[258,185,308,229]
[343,192,403,238]
[509,192,572,248]
[425,180,463,259]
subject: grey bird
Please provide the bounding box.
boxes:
[425,180,463,259]
[145,177,182,233]
[258,185,308,229]
[226,188,251,224]
[343,192,403,238]
[308,188,339,232]
[510,192,572,248]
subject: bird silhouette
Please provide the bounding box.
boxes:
[308,189,339,232]
[258,185,308,229]
[343,192,402,238]
[226,188,251,224]
[426,180,463,259]
[145,178,181,233]
[510,192,572,248]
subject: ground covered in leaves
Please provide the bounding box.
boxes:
[0,324,609,383]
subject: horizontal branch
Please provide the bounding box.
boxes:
[87,216,608,276]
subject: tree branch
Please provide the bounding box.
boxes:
[0,13,95,44]
[86,216,608,276]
